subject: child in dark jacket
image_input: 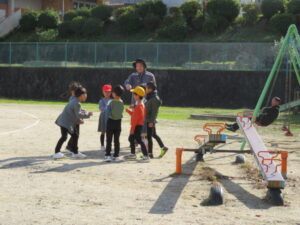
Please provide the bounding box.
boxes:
[226,97,281,132]
[144,82,168,158]
[125,86,149,162]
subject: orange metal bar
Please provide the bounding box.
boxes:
[194,135,207,144]
[280,151,288,178]
[257,150,288,175]
[203,123,226,135]
[176,148,184,174]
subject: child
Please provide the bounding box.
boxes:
[53,87,93,159]
[144,82,168,158]
[105,85,124,162]
[125,86,149,162]
[98,84,112,151]
[226,97,281,132]
[66,81,83,152]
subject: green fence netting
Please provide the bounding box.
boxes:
[0,42,279,70]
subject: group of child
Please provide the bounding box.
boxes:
[53,81,168,162]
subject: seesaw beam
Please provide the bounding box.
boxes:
[237,118,285,189]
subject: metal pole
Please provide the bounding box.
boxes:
[36,42,39,64]
[156,43,159,67]
[65,43,68,67]
[9,42,12,65]
[124,42,127,67]
[94,42,97,67]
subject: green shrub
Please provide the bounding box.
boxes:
[114,7,127,20]
[64,10,77,21]
[261,0,284,19]
[37,9,59,29]
[163,9,186,26]
[180,0,201,25]
[91,4,113,21]
[143,13,161,30]
[203,16,229,34]
[36,29,58,41]
[206,0,240,23]
[116,7,142,33]
[82,18,104,36]
[76,7,91,18]
[271,13,295,34]
[287,0,300,14]
[20,10,39,32]
[242,3,259,26]
[169,6,181,15]
[58,21,73,37]
[70,16,85,36]
[191,12,205,31]
[136,0,167,19]
[157,11,188,40]
[157,22,188,41]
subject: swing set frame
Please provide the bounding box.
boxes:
[240,24,300,150]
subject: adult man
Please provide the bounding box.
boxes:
[226,97,281,132]
[124,59,156,104]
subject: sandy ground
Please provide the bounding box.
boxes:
[0,103,299,225]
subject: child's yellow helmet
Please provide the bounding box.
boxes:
[130,86,145,97]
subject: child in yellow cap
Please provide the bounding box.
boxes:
[125,86,149,162]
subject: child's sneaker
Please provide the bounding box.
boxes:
[124,154,137,160]
[149,153,154,159]
[159,147,169,158]
[65,146,72,153]
[139,156,150,162]
[52,152,65,159]
[71,152,87,159]
[104,156,112,162]
[100,146,106,151]
[112,156,120,162]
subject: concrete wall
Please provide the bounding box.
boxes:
[0,67,290,108]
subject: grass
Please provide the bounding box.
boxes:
[0,98,245,121]
[0,98,298,130]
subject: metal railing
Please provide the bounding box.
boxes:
[0,42,278,71]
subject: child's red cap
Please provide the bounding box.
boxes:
[102,84,112,92]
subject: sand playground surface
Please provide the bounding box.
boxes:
[0,103,300,225]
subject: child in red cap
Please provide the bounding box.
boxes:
[98,84,112,151]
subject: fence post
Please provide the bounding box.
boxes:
[64,42,68,67]
[9,42,12,66]
[94,42,97,67]
[36,42,39,64]
[156,43,159,67]
[188,43,192,69]
[124,42,128,67]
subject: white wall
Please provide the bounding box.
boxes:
[15,0,42,10]
[0,9,21,37]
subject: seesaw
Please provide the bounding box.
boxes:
[175,115,288,206]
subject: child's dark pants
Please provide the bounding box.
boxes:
[129,125,148,156]
[106,119,121,157]
[147,124,165,154]
[55,126,79,154]
[67,124,80,150]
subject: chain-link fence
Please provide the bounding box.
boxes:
[0,42,279,70]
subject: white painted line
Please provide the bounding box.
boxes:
[0,110,41,136]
